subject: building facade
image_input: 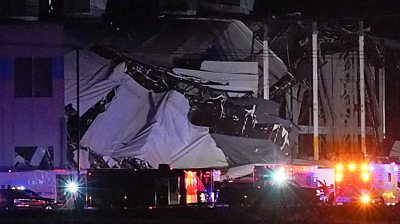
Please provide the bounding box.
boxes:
[0,23,65,170]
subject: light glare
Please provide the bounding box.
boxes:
[67,182,78,193]
[361,172,369,182]
[348,163,356,171]
[273,170,287,184]
[336,164,343,171]
[361,163,368,171]
[361,194,370,204]
[335,173,343,182]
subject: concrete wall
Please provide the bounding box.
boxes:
[0,24,65,170]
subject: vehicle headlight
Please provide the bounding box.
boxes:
[66,182,79,193]
[273,170,287,184]
[361,194,371,204]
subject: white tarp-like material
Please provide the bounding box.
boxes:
[172,67,259,96]
[211,133,289,166]
[390,141,400,157]
[222,163,264,180]
[133,18,263,68]
[80,73,228,168]
[112,91,228,168]
[64,49,130,115]
[200,61,259,74]
[80,78,165,156]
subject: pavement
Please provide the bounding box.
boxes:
[0,204,398,224]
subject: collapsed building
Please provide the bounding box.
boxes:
[63,17,400,175]
[64,18,294,170]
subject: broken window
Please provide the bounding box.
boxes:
[15,146,54,170]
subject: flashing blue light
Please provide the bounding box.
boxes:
[66,182,78,193]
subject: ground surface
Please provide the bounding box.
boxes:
[0,205,399,224]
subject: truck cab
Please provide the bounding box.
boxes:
[333,162,399,205]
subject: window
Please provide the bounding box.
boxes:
[14,57,52,97]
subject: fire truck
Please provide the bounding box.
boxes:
[86,166,221,209]
[333,162,399,205]
[252,164,319,206]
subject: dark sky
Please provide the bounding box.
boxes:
[254,0,400,18]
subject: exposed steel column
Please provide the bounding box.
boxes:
[263,24,269,100]
[312,22,319,160]
[359,21,366,158]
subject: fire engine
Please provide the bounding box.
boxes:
[333,162,399,205]
[86,166,221,209]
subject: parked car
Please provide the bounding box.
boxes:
[0,188,57,210]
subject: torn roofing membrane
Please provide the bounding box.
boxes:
[64,18,296,170]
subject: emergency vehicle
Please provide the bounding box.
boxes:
[316,167,335,204]
[0,170,85,207]
[86,166,221,209]
[333,162,399,205]
[253,164,319,206]
[370,163,399,205]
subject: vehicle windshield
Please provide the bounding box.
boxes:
[24,190,40,198]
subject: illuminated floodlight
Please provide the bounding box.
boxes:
[361,172,370,182]
[66,182,78,193]
[273,170,287,184]
[336,164,343,171]
[360,194,371,204]
[348,163,356,172]
[361,163,368,171]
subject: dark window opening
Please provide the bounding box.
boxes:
[33,58,52,97]
[14,57,52,97]
[14,58,33,97]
